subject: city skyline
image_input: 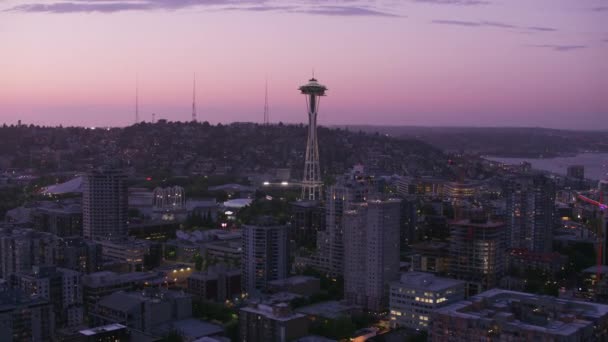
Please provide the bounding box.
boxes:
[1,0,607,129]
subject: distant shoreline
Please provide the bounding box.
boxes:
[483,151,606,159]
[485,153,608,181]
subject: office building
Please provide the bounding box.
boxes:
[98,239,155,272]
[241,218,289,296]
[343,198,401,312]
[431,289,608,341]
[504,175,556,252]
[389,272,464,330]
[448,216,506,297]
[82,166,128,240]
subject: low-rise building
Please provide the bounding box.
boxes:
[98,239,160,272]
[187,264,241,302]
[90,288,192,334]
[82,271,163,313]
[239,302,309,342]
[295,301,361,321]
[77,323,131,342]
[389,272,464,330]
[431,289,608,341]
[506,248,567,275]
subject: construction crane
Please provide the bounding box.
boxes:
[576,192,607,283]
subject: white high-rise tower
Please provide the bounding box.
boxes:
[299,77,327,200]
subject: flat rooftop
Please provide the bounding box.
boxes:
[436,289,608,336]
[79,323,126,336]
[268,275,319,286]
[241,303,306,322]
[392,272,465,292]
[296,300,360,320]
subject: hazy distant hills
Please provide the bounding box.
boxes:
[340,126,608,158]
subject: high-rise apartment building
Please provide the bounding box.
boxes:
[0,228,59,278]
[12,265,83,329]
[242,218,289,296]
[399,196,419,248]
[504,175,556,253]
[0,288,55,341]
[82,166,128,240]
[303,168,375,276]
[448,216,506,297]
[289,200,324,249]
[343,198,401,312]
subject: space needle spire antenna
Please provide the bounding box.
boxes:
[135,73,139,124]
[299,75,327,201]
[264,77,270,125]
[192,72,197,122]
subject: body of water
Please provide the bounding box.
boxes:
[486,153,608,181]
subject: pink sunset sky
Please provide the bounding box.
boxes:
[1,0,607,129]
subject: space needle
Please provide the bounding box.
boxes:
[299,76,327,201]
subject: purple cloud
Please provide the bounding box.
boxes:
[526,26,557,32]
[432,19,557,33]
[414,0,489,5]
[5,0,400,16]
[432,19,481,26]
[296,6,400,17]
[591,6,608,12]
[7,0,257,13]
[529,44,586,52]
[480,20,516,28]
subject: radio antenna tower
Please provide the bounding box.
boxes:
[299,76,327,201]
[264,78,270,125]
[135,74,139,124]
[192,73,197,122]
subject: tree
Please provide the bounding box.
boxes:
[162,330,183,342]
[194,254,204,271]
[310,316,356,340]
